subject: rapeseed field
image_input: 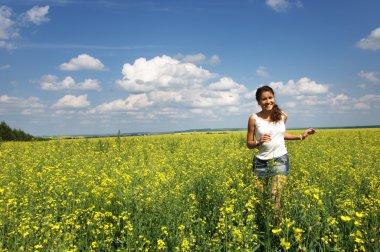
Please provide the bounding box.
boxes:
[0,129,379,251]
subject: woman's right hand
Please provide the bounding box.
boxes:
[257,133,272,145]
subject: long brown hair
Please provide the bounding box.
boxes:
[255,85,283,123]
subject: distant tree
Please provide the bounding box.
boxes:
[0,121,35,141]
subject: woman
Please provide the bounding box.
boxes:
[246,85,316,216]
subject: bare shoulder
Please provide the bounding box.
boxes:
[248,114,256,127]
[282,111,288,121]
[249,113,257,122]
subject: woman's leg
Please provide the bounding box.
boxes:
[271,174,287,222]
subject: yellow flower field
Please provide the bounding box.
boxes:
[0,129,379,251]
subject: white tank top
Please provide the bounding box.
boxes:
[253,113,287,160]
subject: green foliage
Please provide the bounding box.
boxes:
[0,121,34,141]
[0,129,379,251]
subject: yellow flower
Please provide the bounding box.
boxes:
[181,238,190,251]
[271,228,282,235]
[355,237,364,244]
[161,226,169,236]
[293,228,304,234]
[355,212,365,218]
[340,215,352,222]
[91,241,98,249]
[178,224,185,231]
[280,238,291,250]
[157,239,166,250]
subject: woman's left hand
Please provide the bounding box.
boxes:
[302,128,316,139]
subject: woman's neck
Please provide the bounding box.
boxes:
[258,110,272,119]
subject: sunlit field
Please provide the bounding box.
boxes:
[0,129,379,251]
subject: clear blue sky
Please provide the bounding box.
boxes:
[1,0,380,136]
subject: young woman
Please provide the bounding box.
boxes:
[246,85,316,215]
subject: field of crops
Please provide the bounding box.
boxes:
[0,128,379,251]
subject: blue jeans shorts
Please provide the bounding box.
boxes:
[253,154,290,178]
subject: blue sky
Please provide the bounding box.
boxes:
[1,0,380,136]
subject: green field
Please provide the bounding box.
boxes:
[0,129,379,251]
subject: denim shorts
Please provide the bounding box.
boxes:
[253,154,290,178]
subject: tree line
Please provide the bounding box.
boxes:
[0,121,35,141]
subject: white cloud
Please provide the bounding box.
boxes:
[256,66,270,78]
[0,64,10,70]
[358,70,380,84]
[39,75,101,91]
[353,102,370,110]
[91,94,153,113]
[331,94,349,105]
[358,94,380,102]
[98,55,249,119]
[270,77,329,95]
[0,5,49,50]
[208,77,246,93]
[356,27,380,51]
[60,54,107,71]
[0,94,45,115]
[0,6,17,49]
[21,6,50,25]
[176,53,221,65]
[53,94,90,109]
[117,55,216,92]
[265,0,302,13]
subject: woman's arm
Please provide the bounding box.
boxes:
[247,115,257,149]
[284,128,316,140]
[247,115,272,149]
[283,112,316,140]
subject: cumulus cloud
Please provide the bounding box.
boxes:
[353,102,370,110]
[331,94,349,105]
[0,6,17,49]
[0,64,10,70]
[0,94,45,114]
[270,77,329,96]
[356,27,380,51]
[91,93,153,113]
[352,94,380,110]
[358,70,380,84]
[0,5,49,50]
[60,54,107,71]
[90,55,249,119]
[265,0,302,13]
[39,75,101,91]
[117,55,216,92]
[21,6,50,25]
[176,53,221,65]
[53,94,90,109]
[208,77,246,93]
[256,66,270,78]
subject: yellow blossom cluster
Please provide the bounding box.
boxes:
[0,129,379,251]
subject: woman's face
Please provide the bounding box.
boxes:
[258,91,275,111]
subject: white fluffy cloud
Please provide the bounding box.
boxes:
[60,54,106,71]
[39,75,101,91]
[176,53,221,65]
[358,70,380,84]
[357,27,380,51]
[0,5,49,50]
[0,94,45,115]
[270,77,329,96]
[265,0,302,13]
[0,64,10,70]
[53,95,90,109]
[91,94,153,113]
[92,55,248,118]
[0,6,17,49]
[21,5,50,25]
[256,66,270,78]
[117,55,216,92]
